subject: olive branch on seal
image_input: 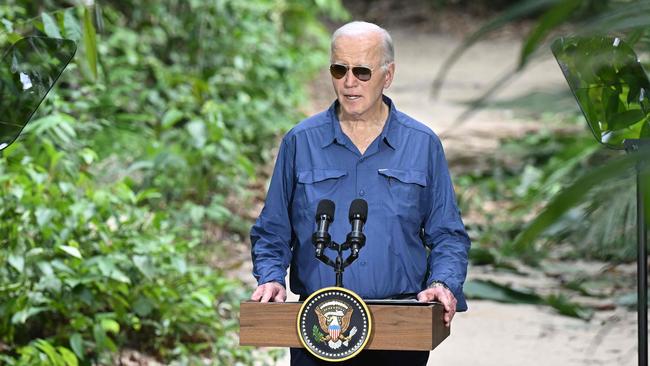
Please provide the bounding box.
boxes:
[312,325,325,342]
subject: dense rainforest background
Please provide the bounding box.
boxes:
[0,0,649,365]
[0,0,347,364]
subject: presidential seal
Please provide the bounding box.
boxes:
[297,287,372,362]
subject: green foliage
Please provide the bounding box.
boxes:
[435,0,650,263]
[0,0,347,364]
[432,0,646,96]
[432,0,563,97]
[552,36,650,148]
[0,113,252,364]
[457,123,646,263]
[465,279,544,305]
[458,129,595,251]
[508,149,647,258]
[465,279,593,319]
[431,0,650,126]
[81,7,97,79]
[0,339,79,366]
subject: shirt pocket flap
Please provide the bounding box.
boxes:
[378,168,427,187]
[297,169,347,184]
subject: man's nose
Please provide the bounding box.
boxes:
[343,70,357,87]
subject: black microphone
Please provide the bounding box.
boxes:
[347,198,367,257]
[313,199,335,257]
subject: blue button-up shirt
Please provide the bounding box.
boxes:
[251,96,471,310]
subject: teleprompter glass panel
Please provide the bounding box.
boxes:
[552,36,650,149]
[0,37,76,150]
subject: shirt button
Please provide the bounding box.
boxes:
[359,189,365,196]
[360,261,367,266]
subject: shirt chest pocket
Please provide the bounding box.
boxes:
[377,168,428,201]
[295,169,348,210]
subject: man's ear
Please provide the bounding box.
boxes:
[383,62,395,89]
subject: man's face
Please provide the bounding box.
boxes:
[330,33,394,120]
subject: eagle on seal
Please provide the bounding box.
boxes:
[315,306,354,349]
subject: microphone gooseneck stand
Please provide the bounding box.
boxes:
[312,199,367,288]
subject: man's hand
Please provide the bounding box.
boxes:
[416,284,457,328]
[251,281,286,303]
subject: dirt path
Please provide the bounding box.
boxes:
[387,29,637,366]
[251,28,639,366]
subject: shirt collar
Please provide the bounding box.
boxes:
[322,94,398,150]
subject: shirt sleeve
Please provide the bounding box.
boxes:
[250,136,295,287]
[422,136,471,310]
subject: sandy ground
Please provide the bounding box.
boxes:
[245,28,641,366]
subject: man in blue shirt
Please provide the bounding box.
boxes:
[250,21,470,365]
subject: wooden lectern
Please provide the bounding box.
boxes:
[239,301,449,351]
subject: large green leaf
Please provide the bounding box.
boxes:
[464,279,544,304]
[11,307,48,324]
[519,0,581,69]
[58,245,83,259]
[466,280,593,319]
[69,333,84,360]
[508,149,649,253]
[82,6,97,79]
[100,318,120,334]
[132,255,155,279]
[34,339,65,366]
[545,293,593,319]
[8,253,24,273]
[56,347,78,366]
[63,9,82,41]
[617,291,650,308]
[41,12,62,39]
[608,109,646,130]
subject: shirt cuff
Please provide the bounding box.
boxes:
[257,272,286,288]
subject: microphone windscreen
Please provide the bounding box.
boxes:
[316,199,335,221]
[349,198,368,222]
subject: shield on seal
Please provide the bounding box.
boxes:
[329,323,341,340]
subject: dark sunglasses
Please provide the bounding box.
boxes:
[329,63,373,81]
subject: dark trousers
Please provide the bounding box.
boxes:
[290,348,429,366]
